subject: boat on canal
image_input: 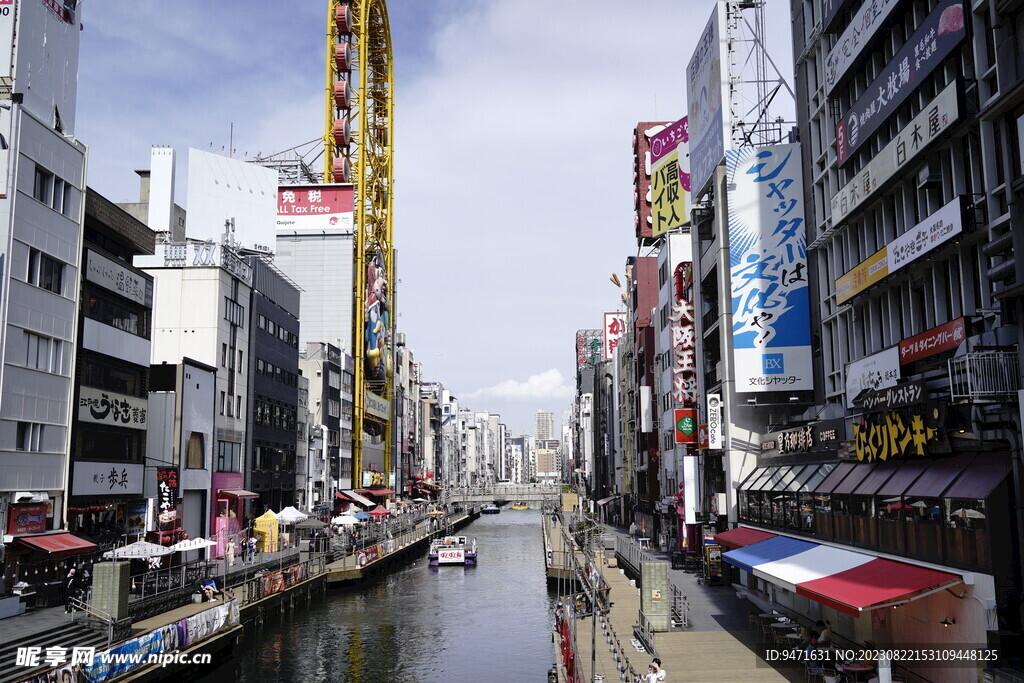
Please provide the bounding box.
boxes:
[481,504,501,514]
[428,535,477,565]
[510,502,529,510]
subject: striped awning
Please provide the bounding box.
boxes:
[723,535,962,616]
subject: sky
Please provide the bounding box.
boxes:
[75,0,792,435]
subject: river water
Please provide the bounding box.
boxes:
[201,509,555,682]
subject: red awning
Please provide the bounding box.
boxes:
[365,488,394,496]
[367,505,391,517]
[218,489,259,500]
[15,533,97,556]
[714,527,778,549]
[796,557,962,615]
[336,491,354,502]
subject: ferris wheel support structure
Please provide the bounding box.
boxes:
[324,0,395,492]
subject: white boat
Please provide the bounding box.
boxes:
[428,535,477,565]
[481,504,500,514]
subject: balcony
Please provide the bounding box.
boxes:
[949,351,1020,403]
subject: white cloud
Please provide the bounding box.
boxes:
[465,369,573,403]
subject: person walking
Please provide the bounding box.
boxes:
[63,568,80,614]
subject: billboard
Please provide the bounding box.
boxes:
[824,0,904,95]
[78,387,147,431]
[14,0,82,132]
[364,251,392,384]
[674,409,697,444]
[634,122,669,242]
[576,329,601,370]
[72,462,145,497]
[726,144,813,392]
[831,81,960,225]
[670,261,698,410]
[649,117,690,237]
[276,184,354,234]
[835,247,889,305]
[706,394,723,449]
[186,149,278,254]
[603,313,626,361]
[845,347,900,408]
[686,1,729,199]
[899,317,966,364]
[835,0,965,166]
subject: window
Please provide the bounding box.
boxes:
[328,370,340,390]
[221,343,228,368]
[83,356,145,396]
[27,249,64,295]
[236,395,242,418]
[328,399,341,418]
[83,290,149,337]
[258,315,266,330]
[186,432,205,469]
[216,440,241,473]
[33,166,53,205]
[238,350,243,374]
[220,391,226,416]
[16,422,44,451]
[224,297,245,327]
[25,331,63,374]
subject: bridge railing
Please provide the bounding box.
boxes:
[446,484,562,501]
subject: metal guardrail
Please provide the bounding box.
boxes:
[949,351,1020,402]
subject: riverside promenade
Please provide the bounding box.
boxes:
[548,516,802,683]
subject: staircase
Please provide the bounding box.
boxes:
[0,617,108,683]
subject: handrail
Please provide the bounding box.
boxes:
[68,596,121,649]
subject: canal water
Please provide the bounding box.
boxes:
[201,509,555,682]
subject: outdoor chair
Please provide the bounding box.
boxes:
[806,659,825,683]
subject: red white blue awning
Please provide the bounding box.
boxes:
[723,535,962,616]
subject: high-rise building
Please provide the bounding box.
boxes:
[535,410,554,442]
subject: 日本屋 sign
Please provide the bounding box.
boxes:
[78,387,147,431]
[831,81,960,225]
[706,394,723,449]
[276,184,354,234]
[157,467,179,525]
[73,462,144,497]
[686,0,729,198]
[845,347,900,408]
[835,0,965,166]
[649,117,690,237]
[603,313,626,361]
[86,250,152,307]
[726,144,813,392]
[824,0,904,95]
[899,317,966,364]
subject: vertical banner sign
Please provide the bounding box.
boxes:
[726,144,813,392]
[670,262,698,444]
[576,330,602,370]
[603,313,626,361]
[156,468,179,525]
[686,0,729,199]
[649,117,690,236]
[835,0,966,166]
[706,394,723,449]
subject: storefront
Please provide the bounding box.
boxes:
[211,472,258,558]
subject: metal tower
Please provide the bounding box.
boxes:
[325,0,395,488]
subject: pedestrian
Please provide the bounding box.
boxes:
[644,657,666,682]
[629,521,638,539]
[63,568,80,614]
[247,536,257,564]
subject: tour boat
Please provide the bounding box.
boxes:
[511,502,529,510]
[428,535,477,565]
[481,504,501,514]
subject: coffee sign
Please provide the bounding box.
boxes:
[760,419,845,460]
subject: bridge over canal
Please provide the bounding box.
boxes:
[445,484,562,506]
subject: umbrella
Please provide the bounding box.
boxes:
[910,501,930,508]
[952,508,985,519]
[367,505,391,518]
[882,496,903,503]
[103,541,173,560]
[296,518,328,529]
[168,537,217,553]
[277,506,308,524]
[332,515,360,526]
[353,511,372,521]
[428,510,446,516]
[885,502,911,511]
[412,498,427,503]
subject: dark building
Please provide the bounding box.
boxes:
[630,256,660,539]
[246,257,300,512]
[67,189,155,543]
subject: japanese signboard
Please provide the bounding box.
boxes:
[670,262,698,411]
[686,0,729,198]
[365,391,390,421]
[835,247,889,305]
[86,250,152,307]
[6,503,47,535]
[125,500,148,535]
[821,0,852,32]
[649,117,690,237]
[706,394,723,449]
[576,329,602,370]
[187,149,277,254]
[845,347,900,408]
[603,313,626,361]
[73,462,144,497]
[78,387,148,431]
[900,317,966,364]
[674,409,697,444]
[831,81,960,225]
[760,419,844,460]
[824,0,904,95]
[726,144,813,392]
[835,0,965,166]
[857,379,928,411]
[888,196,963,272]
[854,411,940,461]
[156,467,179,525]
[635,122,668,242]
[698,423,709,450]
[276,184,354,234]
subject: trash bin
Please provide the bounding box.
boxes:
[671,552,685,569]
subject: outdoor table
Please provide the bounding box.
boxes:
[839,662,875,682]
[783,633,803,640]
[769,622,798,629]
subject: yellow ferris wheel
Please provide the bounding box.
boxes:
[324,0,395,490]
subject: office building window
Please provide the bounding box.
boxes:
[236,395,242,418]
[186,432,205,469]
[224,297,245,327]
[220,391,226,415]
[221,343,228,367]
[16,422,44,452]
[24,331,64,374]
[238,350,243,374]
[27,249,64,295]
[217,440,241,473]
[33,166,53,204]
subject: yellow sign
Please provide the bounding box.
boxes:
[835,247,888,305]
[854,412,938,462]
[651,149,688,237]
[651,589,662,602]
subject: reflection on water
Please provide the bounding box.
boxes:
[200,510,554,682]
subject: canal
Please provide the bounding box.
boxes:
[201,509,555,682]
